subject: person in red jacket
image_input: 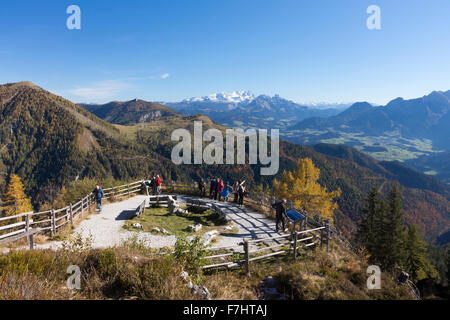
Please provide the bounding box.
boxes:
[156,175,162,194]
[217,179,224,201]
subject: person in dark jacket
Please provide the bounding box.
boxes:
[213,178,219,200]
[209,178,216,199]
[93,184,104,212]
[272,199,287,232]
[238,183,245,207]
[198,179,206,198]
[151,176,157,195]
[232,181,239,203]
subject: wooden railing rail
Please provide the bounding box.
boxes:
[0,180,146,247]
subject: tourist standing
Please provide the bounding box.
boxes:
[93,184,104,212]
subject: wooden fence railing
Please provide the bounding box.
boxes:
[0,180,144,248]
[202,225,328,275]
[245,192,356,252]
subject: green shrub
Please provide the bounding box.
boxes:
[174,236,208,279]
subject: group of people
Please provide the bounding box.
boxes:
[197,178,247,207]
[93,178,288,233]
[144,175,162,195]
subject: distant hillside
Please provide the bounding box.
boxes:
[311,144,450,199]
[285,91,450,181]
[404,152,450,184]
[81,99,181,125]
[291,91,450,146]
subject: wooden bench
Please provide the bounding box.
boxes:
[135,200,146,218]
[148,195,177,207]
[185,198,211,211]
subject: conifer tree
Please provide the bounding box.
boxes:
[1,174,33,217]
[273,158,341,221]
[404,224,438,281]
[378,183,406,271]
[356,187,383,259]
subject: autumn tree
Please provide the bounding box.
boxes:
[1,174,33,217]
[273,158,341,221]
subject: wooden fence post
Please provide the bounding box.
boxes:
[69,203,74,227]
[24,212,33,249]
[243,239,250,277]
[320,228,324,248]
[29,233,34,250]
[325,219,331,252]
[81,197,85,214]
[51,210,56,236]
[293,231,298,261]
[128,184,131,196]
[25,213,30,232]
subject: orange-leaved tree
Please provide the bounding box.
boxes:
[2,174,33,217]
[273,158,341,222]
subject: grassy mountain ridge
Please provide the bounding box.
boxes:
[0,82,190,206]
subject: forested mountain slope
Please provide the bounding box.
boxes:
[0,82,448,243]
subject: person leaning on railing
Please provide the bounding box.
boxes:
[93,184,104,213]
[272,199,287,233]
[156,175,162,194]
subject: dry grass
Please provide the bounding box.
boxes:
[202,270,257,300]
[0,235,415,300]
[0,243,194,300]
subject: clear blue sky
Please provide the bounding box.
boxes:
[0,0,449,104]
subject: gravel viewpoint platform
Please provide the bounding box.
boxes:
[30,194,279,250]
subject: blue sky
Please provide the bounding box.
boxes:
[0,0,449,105]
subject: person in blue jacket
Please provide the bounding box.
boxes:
[209,178,216,199]
[93,184,104,212]
[220,184,230,202]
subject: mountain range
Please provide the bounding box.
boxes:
[0,82,448,244]
[165,92,348,130]
[286,90,450,183]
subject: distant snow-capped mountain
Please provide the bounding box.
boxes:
[180,91,351,110]
[183,90,255,104]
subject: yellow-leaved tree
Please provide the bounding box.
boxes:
[2,174,33,217]
[273,158,341,222]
